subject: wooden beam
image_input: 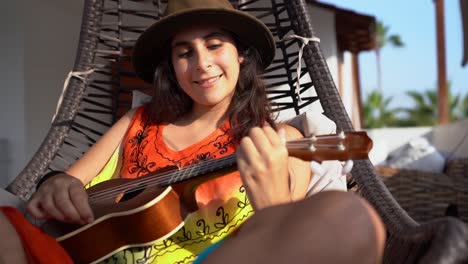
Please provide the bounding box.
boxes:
[351,52,363,129]
[435,0,449,124]
[337,51,344,96]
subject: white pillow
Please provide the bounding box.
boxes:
[282,111,336,136]
[384,137,445,173]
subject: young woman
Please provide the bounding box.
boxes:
[1,0,386,263]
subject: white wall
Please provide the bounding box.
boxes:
[307,5,339,86]
[0,2,26,188]
[0,0,83,187]
[306,5,355,120]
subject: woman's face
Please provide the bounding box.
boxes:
[171,25,244,110]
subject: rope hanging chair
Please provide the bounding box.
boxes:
[6,0,468,262]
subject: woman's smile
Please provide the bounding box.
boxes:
[171,25,242,108]
[194,74,223,88]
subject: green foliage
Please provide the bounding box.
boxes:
[398,82,466,126]
[398,90,438,126]
[363,90,399,128]
[362,83,467,128]
[376,21,405,50]
[456,93,468,119]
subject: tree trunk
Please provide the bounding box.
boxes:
[435,0,449,124]
[375,49,382,94]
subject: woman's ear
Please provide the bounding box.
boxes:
[238,55,245,64]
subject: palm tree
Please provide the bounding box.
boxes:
[456,93,468,119]
[399,82,463,126]
[375,21,404,93]
[363,90,399,128]
[399,90,438,126]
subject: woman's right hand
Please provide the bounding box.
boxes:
[26,173,94,225]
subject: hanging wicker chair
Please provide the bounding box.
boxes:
[6,0,468,263]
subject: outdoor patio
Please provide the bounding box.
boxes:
[367,119,468,224]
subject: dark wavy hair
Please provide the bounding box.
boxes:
[144,36,276,143]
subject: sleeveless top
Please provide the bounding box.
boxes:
[102,106,254,264]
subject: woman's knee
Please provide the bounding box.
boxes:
[0,211,29,264]
[305,191,386,262]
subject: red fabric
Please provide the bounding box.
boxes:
[120,106,243,207]
[1,207,73,264]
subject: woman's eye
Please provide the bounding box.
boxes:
[178,50,192,58]
[208,43,222,50]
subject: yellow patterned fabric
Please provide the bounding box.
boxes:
[86,146,120,188]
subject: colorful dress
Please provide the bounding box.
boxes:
[99,106,253,263]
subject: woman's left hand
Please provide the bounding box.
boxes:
[236,126,291,210]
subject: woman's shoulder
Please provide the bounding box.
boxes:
[123,105,150,125]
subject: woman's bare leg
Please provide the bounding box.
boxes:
[202,191,386,264]
[0,211,28,264]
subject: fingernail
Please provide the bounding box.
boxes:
[310,161,324,176]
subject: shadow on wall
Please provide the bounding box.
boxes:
[0,139,10,188]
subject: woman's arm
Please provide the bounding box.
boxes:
[26,108,137,224]
[236,124,311,211]
[279,124,312,202]
[66,108,137,184]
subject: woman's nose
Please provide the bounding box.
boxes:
[195,48,212,72]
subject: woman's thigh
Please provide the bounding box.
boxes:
[0,210,28,264]
[201,191,386,264]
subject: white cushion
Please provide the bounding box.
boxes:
[385,137,445,173]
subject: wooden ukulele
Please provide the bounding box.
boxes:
[43,131,372,264]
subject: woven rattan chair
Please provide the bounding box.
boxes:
[6,0,468,263]
[377,158,468,224]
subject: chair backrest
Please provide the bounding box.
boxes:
[7,0,468,262]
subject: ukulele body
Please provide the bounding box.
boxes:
[42,164,236,264]
[45,175,189,264]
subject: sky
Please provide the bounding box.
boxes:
[318,0,467,108]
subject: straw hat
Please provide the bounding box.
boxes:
[132,0,275,84]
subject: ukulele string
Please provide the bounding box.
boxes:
[86,140,342,203]
[87,154,237,203]
[87,142,342,203]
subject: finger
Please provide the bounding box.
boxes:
[40,194,67,222]
[262,126,284,147]
[238,135,261,165]
[248,127,274,158]
[237,137,267,184]
[277,128,286,144]
[53,186,83,224]
[26,198,49,219]
[69,185,94,224]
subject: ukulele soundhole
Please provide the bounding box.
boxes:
[116,184,146,203]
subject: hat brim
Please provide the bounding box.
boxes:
[132,8,275,84]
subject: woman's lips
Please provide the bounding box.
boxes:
[194,74,222,88]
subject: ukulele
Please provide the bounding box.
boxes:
[43,131,372,264]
